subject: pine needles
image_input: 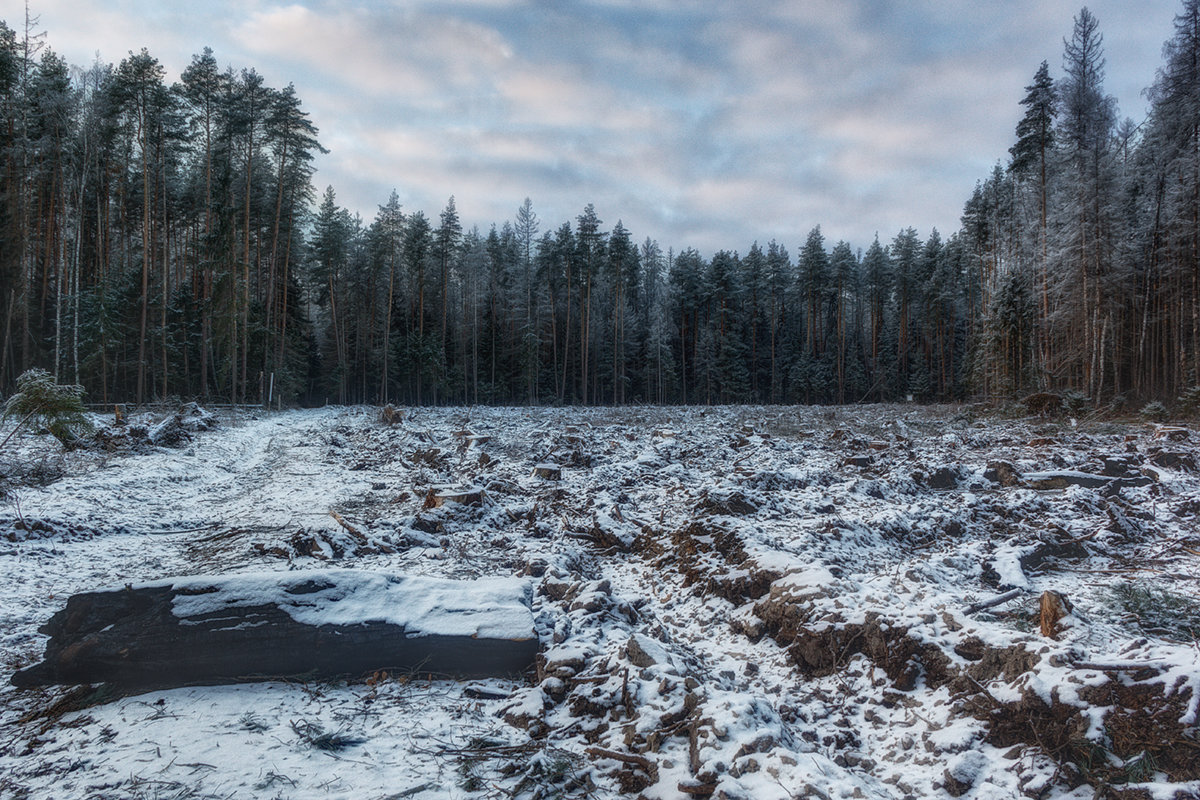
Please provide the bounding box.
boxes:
[1,369,93,449]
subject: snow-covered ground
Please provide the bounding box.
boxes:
[1,404,1198,799]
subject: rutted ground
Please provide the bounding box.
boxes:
[0,404,1198,799]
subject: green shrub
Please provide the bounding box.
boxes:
[1139,401,1169,422]
[1063,390,1090,418]
[1108,581,1199,640]
[1,369,93,448]
[1177,386,1200,417]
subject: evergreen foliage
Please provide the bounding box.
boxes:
[0,8,1198,407]
[2,368,92,446]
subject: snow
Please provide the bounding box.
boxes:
[1,404,1198,799]
[771,565,839,595]
[157,570,535,640]
[990,543,1033,589]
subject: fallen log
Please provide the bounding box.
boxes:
[1068,660,1170,672]
[12,570,537,689]
[678,781,719,796]
[1024,470,1113,490]
[1024,470,1153,491]
[329,510,368,545]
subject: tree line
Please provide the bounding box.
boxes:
[2,4,1200,408]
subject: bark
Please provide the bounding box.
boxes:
[137,106,150,405]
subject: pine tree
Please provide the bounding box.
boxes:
[1144,0,1200,390]
[797,226,829,371]
[829,240,858,403]
[764,241,791,402]
[706,249,748,402]
[403,209,432,403]
[861,236,890,398]
[891,228,922,385]
[514,197,539,402]
[575,204,603,404]
[263,83,323,399]
[1009,60,1058,371]
[0,21,22,392]
[177,47,226,398]
[308,186,354,402]
[1055,6,1118,398]
[2,368,92,447]
[110,48,172,402]
[434,196,461,402]
[741,242,768,401]
[669,248,705,404]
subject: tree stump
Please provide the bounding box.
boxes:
[531,464,562,480]
[984,460,1022,487]
[425,486,487,508]
[1039,590,1070,638]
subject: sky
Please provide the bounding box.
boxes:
[12,0,1187,255]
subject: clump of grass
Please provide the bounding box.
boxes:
[289,719,366,751]
[1122,750,1158,783]
[1108,581,1199,640]
[239,712,269,733]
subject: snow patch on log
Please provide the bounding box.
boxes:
[161,570,534,640]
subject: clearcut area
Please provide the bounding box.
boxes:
[1,405,1198,800]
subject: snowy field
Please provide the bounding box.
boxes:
[1,404,1198,800]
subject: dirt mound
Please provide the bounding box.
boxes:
[972,677,1199,793]
[656,520,782,603]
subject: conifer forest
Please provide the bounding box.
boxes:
[3,5,1200,409]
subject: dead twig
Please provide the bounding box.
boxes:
[964,588,1024,615]
[329,510,369,544]
[585,746,655,772]
[330,510,394,553]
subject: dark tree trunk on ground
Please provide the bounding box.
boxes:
[12,571,537,688]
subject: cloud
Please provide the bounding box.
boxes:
[23,0,1187,255]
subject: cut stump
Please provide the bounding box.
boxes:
[425,486,487,508]
[531,464,562,480]
[1038,590,1070,638]
[12,570,537,688]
